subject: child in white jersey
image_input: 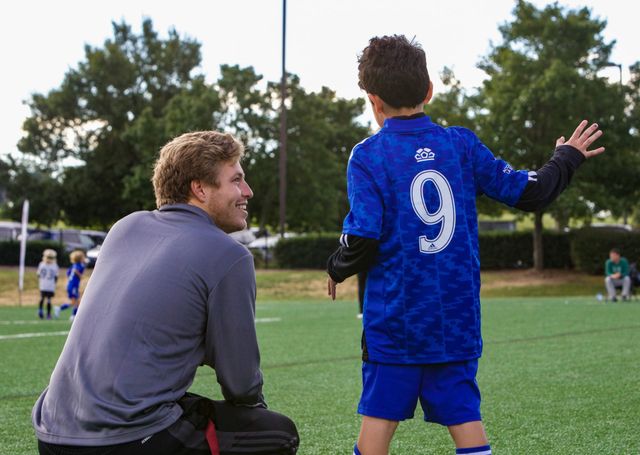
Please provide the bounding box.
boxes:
[36,249,59,320]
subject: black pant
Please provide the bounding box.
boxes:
[38,394,299,455]
[39,291,54,316]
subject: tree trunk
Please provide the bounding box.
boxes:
[533,211,544,272]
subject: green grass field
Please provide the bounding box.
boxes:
[1,296,639,454]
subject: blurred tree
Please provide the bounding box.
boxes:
[0,158,10,214]
[17,19,202,227]
[426,68,507,218]
[427,67,478,130]
[276,79,368,231]
[622,62,640,224]
[475,0,635,270]
[2,157,61,226]
[219,70,369,231]
[13,19,369,232]
[122,75,221,210]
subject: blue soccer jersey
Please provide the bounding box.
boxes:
[67,263,85,289]
[342,115,529,364]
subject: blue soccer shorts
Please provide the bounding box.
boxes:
[67,286,79,299]
[357,359,482,426]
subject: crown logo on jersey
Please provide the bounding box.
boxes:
[415,148,435,162]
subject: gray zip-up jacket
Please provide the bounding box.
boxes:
[33,204,263,446]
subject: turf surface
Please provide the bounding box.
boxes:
[1,297,639,454]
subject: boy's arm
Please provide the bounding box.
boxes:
[515,121,604,212]
[327,150,384,299]
[326,234,379,283]
[513,145,583,212]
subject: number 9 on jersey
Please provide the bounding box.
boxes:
[410,170,456,254]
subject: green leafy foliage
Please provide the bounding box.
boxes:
[273,231,574,270]
[274,234,341,269]
[6,20,368,232]
[2,160,62,226]
[479,231,572,269]
[571,228,640,274]
[0,241,68,267]
[475,0,639,268]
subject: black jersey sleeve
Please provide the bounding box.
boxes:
[514,145,585,212]
[326,234,379,283]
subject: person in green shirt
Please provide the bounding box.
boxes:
[605,248,631,301]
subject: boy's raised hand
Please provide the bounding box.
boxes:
[555,120,605,159]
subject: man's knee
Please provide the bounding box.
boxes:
[213,402,299,454]
[176,393,299,454]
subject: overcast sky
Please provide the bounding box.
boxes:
[1,0,637,160]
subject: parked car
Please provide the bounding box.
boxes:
[82,230,108,267]
[248,231,296,263]
[81,229,108,246]
[0,221,21,241]
[589,223,633,232]
[27,229,96,254]
[86,244,101,268]
[228,228,257,246]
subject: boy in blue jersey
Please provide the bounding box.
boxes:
[54,250,85,320]
[326,35,605,455]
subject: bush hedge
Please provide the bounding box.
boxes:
[274,231,575,270]
[571,228,640,275]
[0,241,69,267]
[478,231,572,270]
[273,234,340,269]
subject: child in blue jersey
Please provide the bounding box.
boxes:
[54,250,86,320]
[327,35,605,455]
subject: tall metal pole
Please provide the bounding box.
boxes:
[278,0,287,238]
[605,62,626,225]
[615,64,627,225]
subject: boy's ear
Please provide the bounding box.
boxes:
[423,81,434,105]
[367,93,385,114]
[190,180,207,203]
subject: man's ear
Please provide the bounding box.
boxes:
[367,93,385,114]
[190,180,207,203]
[423,81,434,105]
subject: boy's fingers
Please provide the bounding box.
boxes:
[327,278,337,301]
[579,123,599,142]
[569,120,588,142]
[581,129,603,148]
[555,136,565,147]
[584,146,605,158]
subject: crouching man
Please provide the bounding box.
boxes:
[33,131,299,454]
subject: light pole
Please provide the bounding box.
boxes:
[604,61,622,87]
[604,61,628,225]
[278,0,287,238]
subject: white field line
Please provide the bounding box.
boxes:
[0,318,280,341]
[0,320,67,325]
[0,331,69,340]
[1,317,281,326]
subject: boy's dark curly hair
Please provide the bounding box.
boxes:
[358,35,430,109]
